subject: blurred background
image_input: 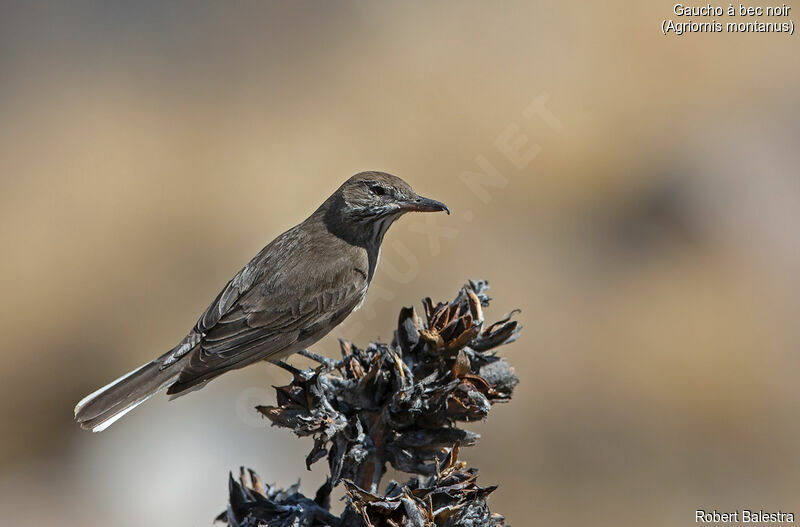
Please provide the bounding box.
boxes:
[2,1,799,525]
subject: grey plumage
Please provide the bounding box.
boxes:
[74,171,449,432]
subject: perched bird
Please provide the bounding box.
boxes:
[74,172,449,432]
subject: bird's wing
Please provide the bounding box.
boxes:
[169,275,366,392]
[166,229,369,393]
[201,275,365,359]
[158,242,271,369]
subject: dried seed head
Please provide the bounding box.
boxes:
[221,280,520,527]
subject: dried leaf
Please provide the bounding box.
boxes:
[452,350,471,378]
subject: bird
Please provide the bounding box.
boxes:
[74,171,449,432]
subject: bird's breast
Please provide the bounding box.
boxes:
[353,287,368,313]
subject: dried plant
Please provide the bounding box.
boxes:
[218,280,520,527]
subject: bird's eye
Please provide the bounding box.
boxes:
[369,184,386,196]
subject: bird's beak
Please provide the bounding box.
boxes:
[404,195,450,215]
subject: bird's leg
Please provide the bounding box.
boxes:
[298,349,340,369]
[274,360,302,375]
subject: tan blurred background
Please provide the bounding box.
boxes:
[2,1,799,525]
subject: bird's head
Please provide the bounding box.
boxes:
[321,171,449,246]
[339,171,450,219]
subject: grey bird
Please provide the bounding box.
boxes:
[74,171,449,432]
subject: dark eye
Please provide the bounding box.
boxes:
[369,184,386,196]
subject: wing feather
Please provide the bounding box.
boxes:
[165,223,370,394]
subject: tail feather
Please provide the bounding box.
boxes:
[74,361,179,432]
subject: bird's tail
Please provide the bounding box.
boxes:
[74,360,180,432]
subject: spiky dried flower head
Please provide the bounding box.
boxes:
[219,280,520,527]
